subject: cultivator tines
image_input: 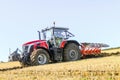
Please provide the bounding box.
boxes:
[81,43,109,55]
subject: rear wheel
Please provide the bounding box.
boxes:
[63,43,81,61]
[30,49,50,66]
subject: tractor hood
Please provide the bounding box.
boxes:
[23,40,46,46]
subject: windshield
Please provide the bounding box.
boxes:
[54,29,66,39]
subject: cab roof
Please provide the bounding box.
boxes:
[42,27,69,32]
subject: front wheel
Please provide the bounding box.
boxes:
[30,49,50,66]
[63,43,81,61]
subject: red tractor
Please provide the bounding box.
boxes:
[19,26,109,66]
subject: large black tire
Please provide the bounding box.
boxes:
[63,43,81,61]
[30,49,50,66]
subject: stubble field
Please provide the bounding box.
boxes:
[0,48,120,80]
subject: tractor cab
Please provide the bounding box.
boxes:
[20,26,77,65]
[41,27,74,48]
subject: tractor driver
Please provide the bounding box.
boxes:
[54,31,65,47]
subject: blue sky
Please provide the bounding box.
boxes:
[0,0,120,62]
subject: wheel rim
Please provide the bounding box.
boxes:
[37,54,47,64]
[69,50,77,59]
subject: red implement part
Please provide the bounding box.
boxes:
[81,43,104,55]
[81,47,101,55]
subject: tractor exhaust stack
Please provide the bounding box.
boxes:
[37,31,41,40]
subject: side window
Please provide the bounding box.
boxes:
[43,29,53,41]
[54,29,66,47]
[46,30,52,41]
